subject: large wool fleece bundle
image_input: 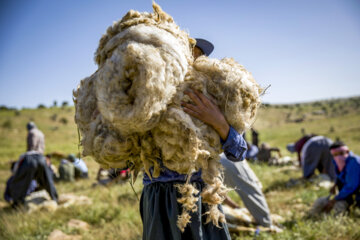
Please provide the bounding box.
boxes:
[73,2,262,231]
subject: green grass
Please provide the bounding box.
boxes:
[0,97,359,239]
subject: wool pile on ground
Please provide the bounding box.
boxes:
[73,2,262,231]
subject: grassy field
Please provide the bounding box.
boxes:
[0,97,359,240]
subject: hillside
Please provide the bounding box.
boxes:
[0,96,359,239]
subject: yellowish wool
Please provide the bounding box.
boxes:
[74,2,261,231]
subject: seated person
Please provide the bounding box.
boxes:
[245,141,259,161]
[246,142,281,163]
[96,167,130,186]
[67,154,89,179]
[58,157,75,182]
[257,143,282,163]
[5,151,58,207]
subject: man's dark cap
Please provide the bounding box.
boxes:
[195,38,214,56]
[330,141,346,150]
[27,122,36,130]
[67,154,76,162]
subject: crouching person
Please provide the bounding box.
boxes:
[310,141,360,215]
[6,151,58,208]
[67,154,89,179]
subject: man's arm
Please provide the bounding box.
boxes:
[182,89,247,161]
[223,195,240,209]
[334,159,360,201]
[181,89,230,141]
[269,147,282,157]
[324,158,360,212]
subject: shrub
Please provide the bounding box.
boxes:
[2,120,12,129]
[59,117,68,125]
[61,101,69,108]
[50,114,57,121]
[37,104,46,109]
[0,105,9,111]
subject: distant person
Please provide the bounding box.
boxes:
[26,122,45,154]
[5,151,58,207]
[95,167,130,186]
[310,141,360,215]
[301,128,306,136]
[251,128,259,147]
[67,154,89,179]
[45,154,58,180]
[245,141,259,161]
[287,134,315,166]
[257,143,282,163]
[58,157,75,182]
[245,140,282,164]
[4,160,37,203]
[325,141,360,211]
[287,135,336,180]
[220,153,273,228]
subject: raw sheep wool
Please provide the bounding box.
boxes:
[73,2,262,231]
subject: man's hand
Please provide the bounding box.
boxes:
[323,199,336,213]
[181,89,230,141]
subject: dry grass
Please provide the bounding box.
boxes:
[0,97,359,239]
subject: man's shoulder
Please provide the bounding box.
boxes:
[32,128,44,136]
[349,154,360,165]
[345,155,360,171]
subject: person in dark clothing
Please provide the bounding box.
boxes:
[6,151,58,207]
[251,128,259,147]
[95,167,130,186]
[257,143,282,163]
[4,160,37,203]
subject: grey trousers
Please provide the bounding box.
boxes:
[220,154,272,227]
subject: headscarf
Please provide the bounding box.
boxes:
[330,145,349,172]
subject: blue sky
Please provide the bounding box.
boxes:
[0,0,359,108]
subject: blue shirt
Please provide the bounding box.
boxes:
[143,126,247,185]
[333,153,360,201]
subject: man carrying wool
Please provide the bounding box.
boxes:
[141,38,247,240]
